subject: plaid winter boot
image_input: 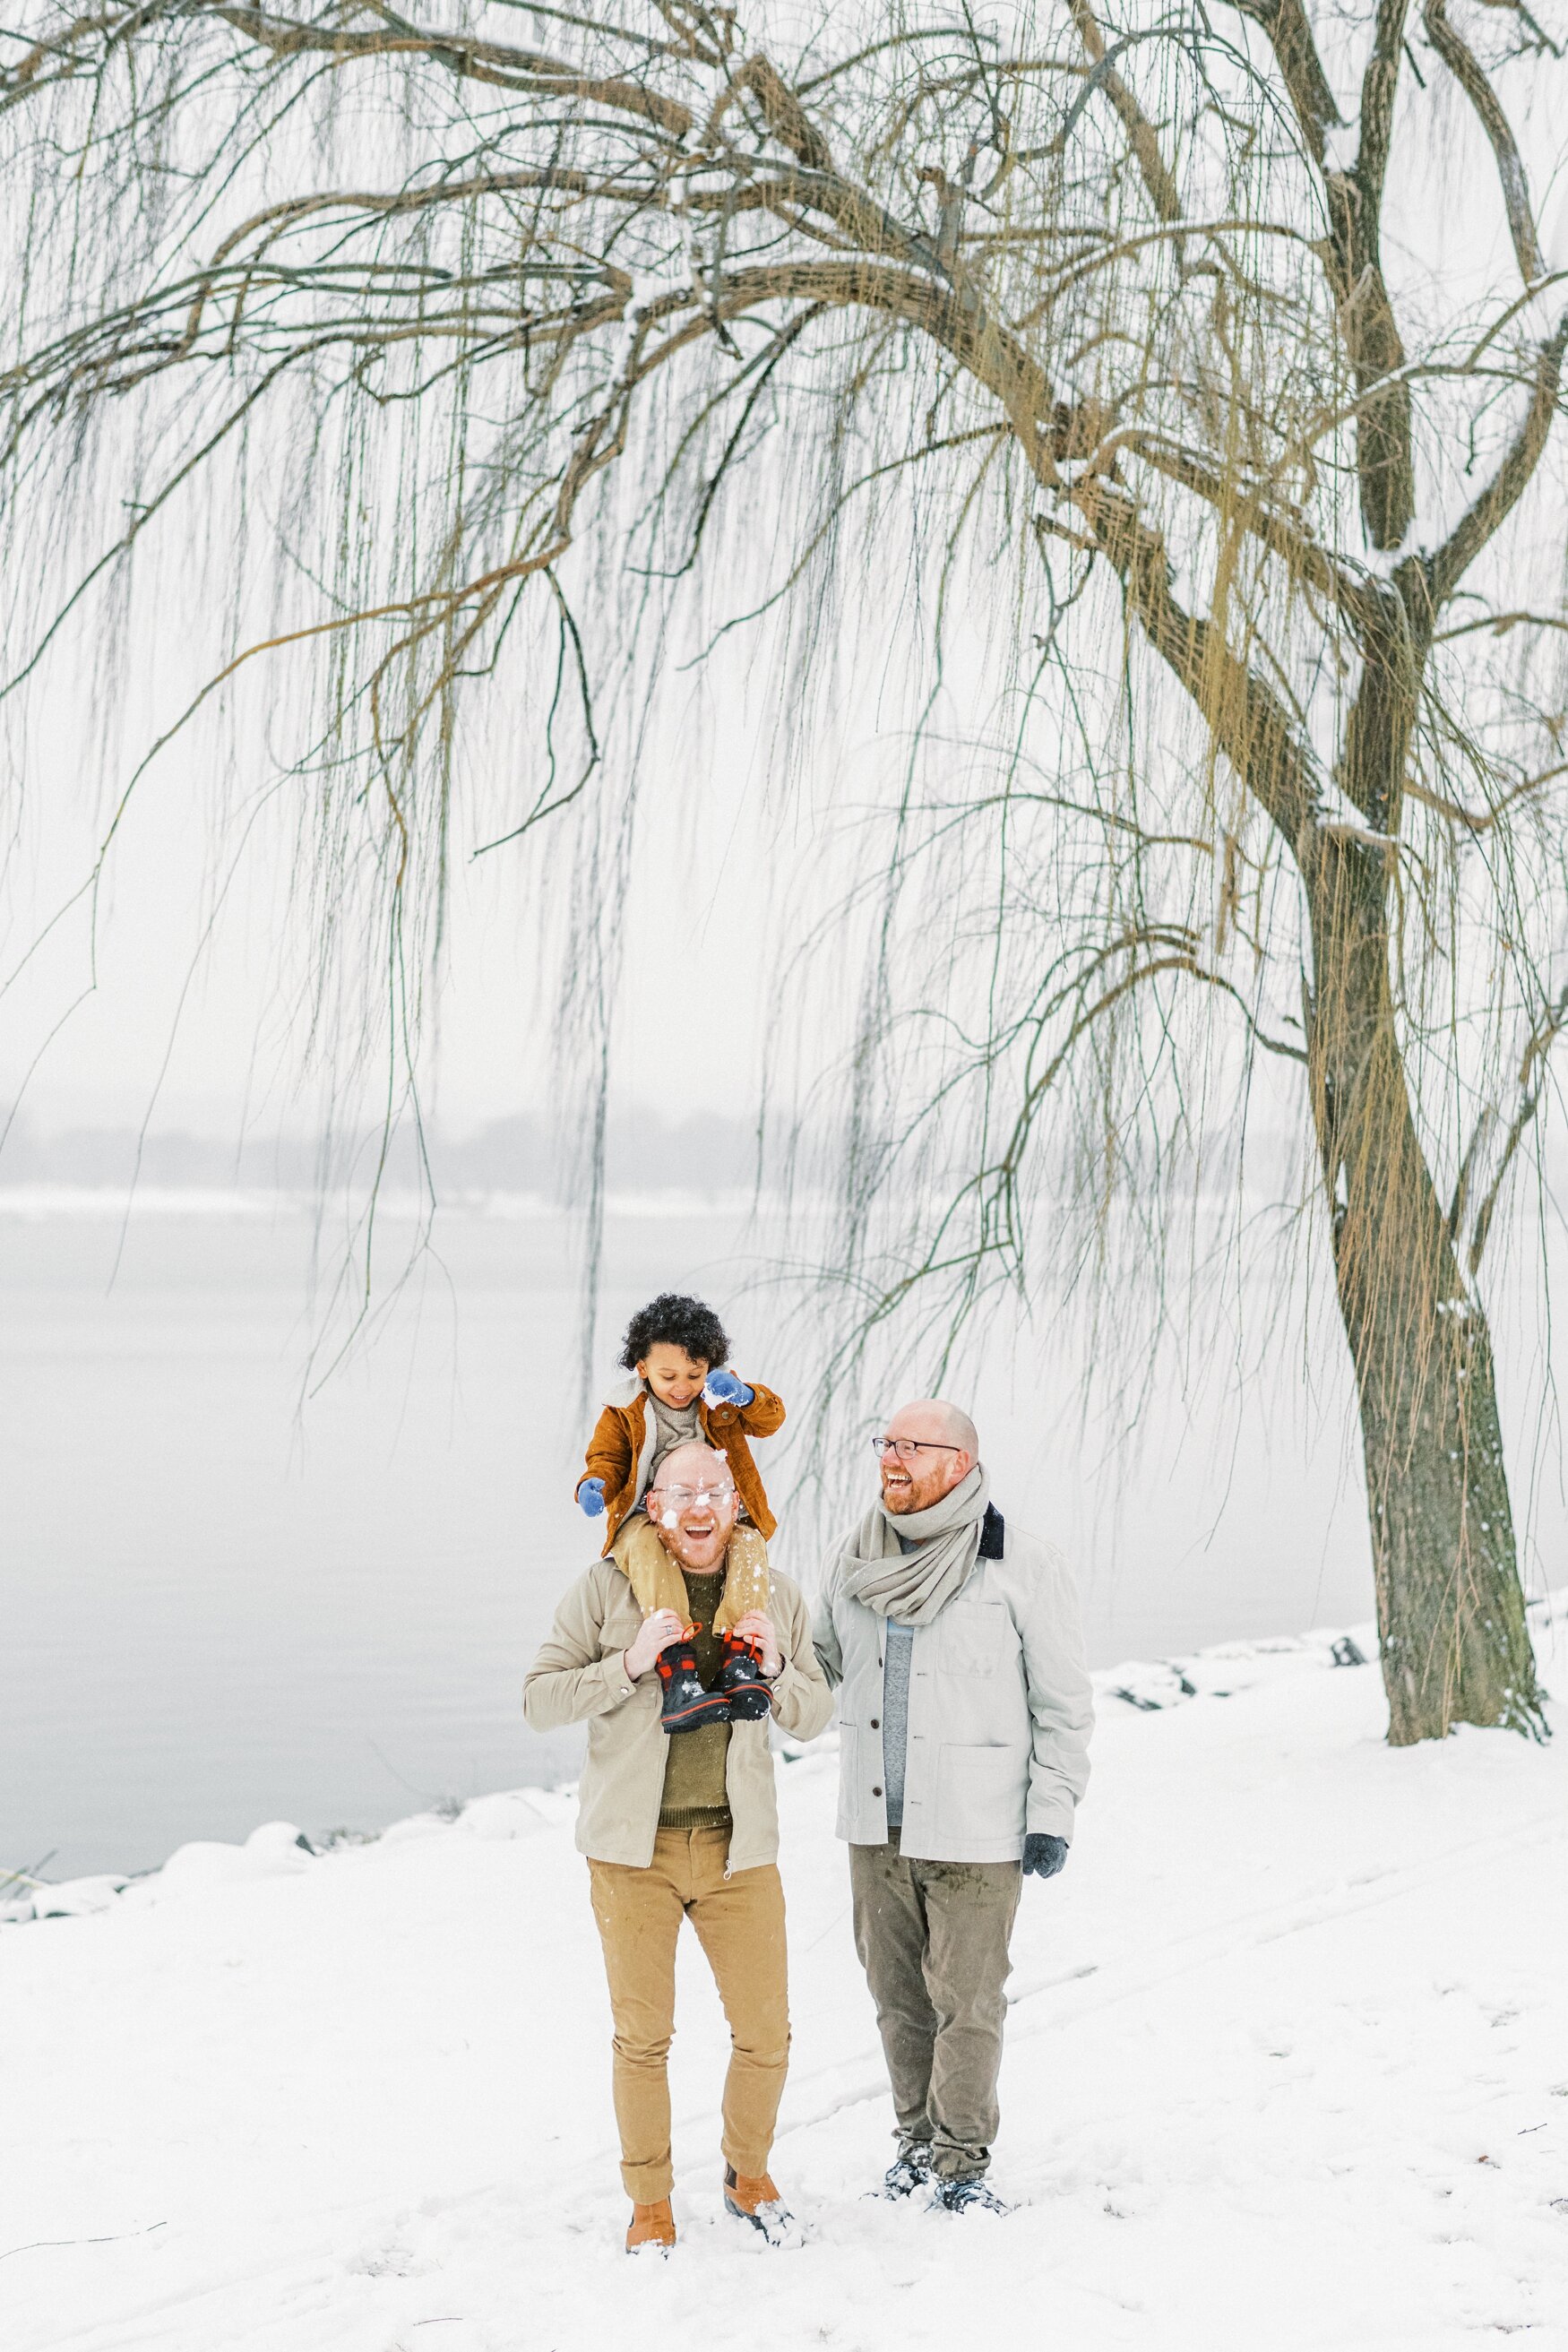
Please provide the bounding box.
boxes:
[715,1632,772,1722]
[655,1642,731,1736]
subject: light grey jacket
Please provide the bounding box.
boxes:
[814,1506,1093,1863]
[523,1555,832,1871]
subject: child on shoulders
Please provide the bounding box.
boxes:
[576,1291,785,1731]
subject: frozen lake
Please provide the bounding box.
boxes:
[0,1195,1431,1877]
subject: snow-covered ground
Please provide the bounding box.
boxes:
[5,1607,1567,2352]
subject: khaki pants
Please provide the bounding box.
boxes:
[849,1831,1021,2181]
[588,1825,789,2201]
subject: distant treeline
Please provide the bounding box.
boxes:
[4,1108,1445,1207]
[0,1109,777,1198]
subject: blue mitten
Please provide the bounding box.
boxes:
[578,1476,607,1518]
[702,1369,754,1409]
[1021,1832,1069,1879]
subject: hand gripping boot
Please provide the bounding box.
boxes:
[655,1641,732,1736]
[715,1632,772,1723]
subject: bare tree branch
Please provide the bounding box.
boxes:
[1116,430,1378,634]
[1452,979,1568,1269]
[1428,313,1568,605]
[1066,0,1183,223]
[1070,478,1321,851]
[211,4,697,131]
[1424,0,1543,283]
[730,49,835,172]
[1359,0,1414,214]
[1405,760,1568,831]
[1313,0,1417,545]
[1436,608,1568,642]
[1227,0,1341,160]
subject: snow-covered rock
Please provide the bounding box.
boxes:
[1093,1618,1377,1710]
[149,1820,318,1897]
[375,1810,461,1847]
[457,1788,575,1840]
[20,1873,130,1920]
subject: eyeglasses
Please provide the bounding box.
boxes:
[870,1436,965,1460]
[649,1484,736,1510]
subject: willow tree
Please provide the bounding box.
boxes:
[4,1,1564,1740]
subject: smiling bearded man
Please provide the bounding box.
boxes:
[524,1441,831,2254]
[814,1400,1094,2213]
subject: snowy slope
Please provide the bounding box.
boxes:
[4,1609,1567,2352]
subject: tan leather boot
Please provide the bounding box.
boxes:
[723,2165,802,2247]
[625,2198,676,2254]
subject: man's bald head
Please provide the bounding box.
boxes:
[652,1440,732,1495]
[904,1399,979,1456]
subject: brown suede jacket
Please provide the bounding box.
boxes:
[577,1374,786,1548]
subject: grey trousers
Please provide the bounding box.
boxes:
[849,1831,1021,2180]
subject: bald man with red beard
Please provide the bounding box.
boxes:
[814,1398,1094,2212]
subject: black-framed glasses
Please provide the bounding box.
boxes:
[870,1436,964,1460]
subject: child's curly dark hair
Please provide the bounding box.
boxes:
[619,1292,730,1372]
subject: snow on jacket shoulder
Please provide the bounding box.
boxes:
[523,1554,831,1871]
[577,1374,787,1548]
[813,1507,1093,1863]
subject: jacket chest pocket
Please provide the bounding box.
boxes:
[941,1601,1012,1678]
[598,1599,643,1662]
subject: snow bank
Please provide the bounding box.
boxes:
[3,1599,1566,2351]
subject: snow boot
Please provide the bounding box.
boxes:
[723,2165,803,2249]
[877,2139,935,2199]
[655,1643,731,1736]
[933,2174,1012,2217]
[716,1633,771,1723]
[625,2198,676,2254]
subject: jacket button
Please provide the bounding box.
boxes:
[870,1718,880,1729]
[872,1786,883,1797]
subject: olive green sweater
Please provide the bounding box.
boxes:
[659,1568,732,1829]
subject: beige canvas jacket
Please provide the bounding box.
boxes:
[523,1554,832,1871]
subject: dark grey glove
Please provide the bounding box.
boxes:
[1022,1832,1069,1880]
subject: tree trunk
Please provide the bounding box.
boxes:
[1305,842,1546,1744]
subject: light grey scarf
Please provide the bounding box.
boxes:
[840,1464,991,1626]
